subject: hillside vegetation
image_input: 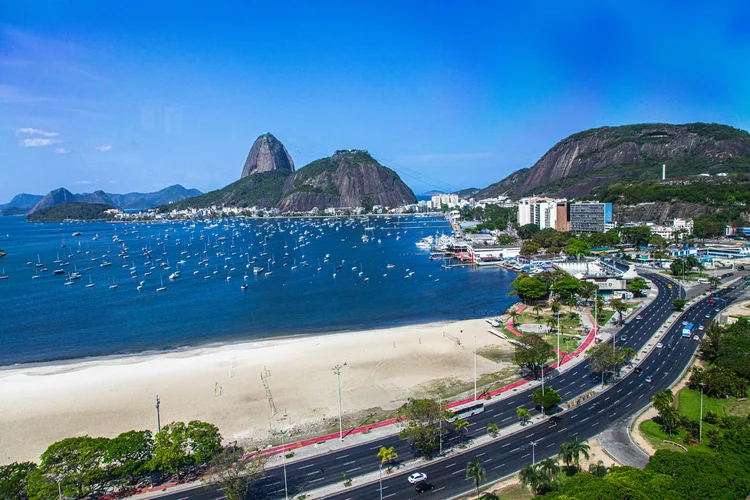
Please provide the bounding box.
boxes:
[26,203,116,222]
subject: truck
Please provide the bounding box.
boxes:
[682,323,695,338]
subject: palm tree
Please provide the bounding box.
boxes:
[566,296,578,314]
[376,446,399,472]
[454,418,470,442]
[465,460,486,499]
[659,406,680,436]
[519,464,544,495]
[588,460,608,478]
[609,298,628,325]
[533,304,542,320]
[652,389,674,413]
[516,407,531,425]
[509,309,519,326]
[595,295,605,323]
[537,457,559,482]
[559,435,589,472]
[550,300,561,318]
[486,423,499,437]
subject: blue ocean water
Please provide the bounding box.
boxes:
[0,215,517,366]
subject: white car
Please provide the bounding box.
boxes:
[408,472,427,484]
[699,325,705,331]
[636,315,642,320]
[656,342,664,348]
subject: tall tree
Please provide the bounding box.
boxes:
[531,386,562,413]
[608,298,628,325]
[150,422,190,480]
[204,448,267,500]
[559,435,590,472]
[376,446,399,471]
[0,462,37,500]
[519,464,544,496]
[36,436,109,499]
[397,399,445,458]
[652,389,674,414]
[465,460,486,499]
[513,333,555,379]
[106,430,153,487]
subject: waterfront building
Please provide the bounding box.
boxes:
[517,197,558,229]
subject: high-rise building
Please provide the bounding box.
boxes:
[570,201,612,232]
[555,200,570,232]
[517,197,557,229]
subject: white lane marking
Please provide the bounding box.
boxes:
[335,454,350,460]
[445,462,457,468]
[345,467,361,473]
[298,464,315,470]
[342,460,356,466]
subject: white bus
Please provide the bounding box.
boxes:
[446,400,485,422]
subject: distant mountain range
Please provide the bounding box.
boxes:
[0,185,202,216]
[167,134,416,212]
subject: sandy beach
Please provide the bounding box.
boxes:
[0,318,515,464]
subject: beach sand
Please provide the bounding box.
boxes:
[0,318,514,464]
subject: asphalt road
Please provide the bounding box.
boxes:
[322,280,749,500]
[155,273,718,500]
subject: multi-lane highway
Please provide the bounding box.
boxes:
[155,273,741,500]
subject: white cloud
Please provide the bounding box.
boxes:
[16,127,59,137]
[72,180,95,185]
[94,144,112,152]
[54,147,70,154]
[18,138,60,147]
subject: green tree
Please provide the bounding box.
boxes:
[558,435,590,473]
[550,300,561,318]
[516,407,531,425]
[670,259,686,277]
[672,298,686,311]
[397,398,444,457]
[537,457,560,482]
[106,430,153,486]
[454,418,470,442]
[586,342,635,380]
[151,422,190,479]
[533,304,543,319]
[658,406,680,436]
[652,389,674,414]
[565,238,590,259]
[551,276,583,302]
[0,462,37,500]
[627,277,649,297]
[465,460,486,499]
[514,277,549,301]
[487,423,499,437]
[532,387,562,413]
[519,464,545,496]
[518,223,540,240]
[622,226,652,249]
[513,333,555,378]
[588,460,608,478]
[520,241,540,256]
[186,420,222,466]
[36,436,109,499]
[376,446,399,471]
[608,298,628,325]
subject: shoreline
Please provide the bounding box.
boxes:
[0,316,516,464]
[0,312,505,371]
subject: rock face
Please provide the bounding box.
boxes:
[278,150,416,212]
[241,133,295,178]
[613,202,713,224]
[168,149,416,212]
[31,188,76,213]
[476,123,750,199]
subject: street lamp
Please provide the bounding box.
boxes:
[699,382,706,444]
[155,395,161,433]
[379,463,384,500]
[57,478,62,500]
[473,336,477,401]
[280,430,289,500]
[332,364,344,440]
[530,441,537,465]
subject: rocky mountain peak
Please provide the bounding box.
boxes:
[241,133,295,178]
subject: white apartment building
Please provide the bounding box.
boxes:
[517,197,557,229]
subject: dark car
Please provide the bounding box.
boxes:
[548,416,563,426]
[634,367,643,374]
[416,482,435,493]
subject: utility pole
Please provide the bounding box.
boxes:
[473,336,477,401]
[556,308,560,368]
[155,395,161,433]
[439,393,443,456]
[57,478,62,500]
[379,463,384,500]
[530,440,537,465]
[280,430,289,500]
[332,364,344,440]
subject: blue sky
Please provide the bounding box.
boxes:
[2,1,750,202]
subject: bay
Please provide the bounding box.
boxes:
[0,215,517,366]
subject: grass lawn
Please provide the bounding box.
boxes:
[545,334,581,354]
[639,387,750,452]
[484,483,532,500]
[596,309,615,325]
[517,311,581,331]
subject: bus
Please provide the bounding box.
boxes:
[446,400,485,422]
[682,323,695,338]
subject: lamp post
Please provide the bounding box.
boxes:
[280,430,289,500]
[332,364,344,440]
[473,336,477,401]
[155,395,161,433]
[57,478,62,500]
[379,463,383,500]
[556,306,560,368]
[699,382,705,444]
[530,440,537,465]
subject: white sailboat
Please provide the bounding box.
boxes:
[156,276,166,292]
[0,268,8,280]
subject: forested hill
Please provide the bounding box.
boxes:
[475,123,750,199]
[26,203,116,222]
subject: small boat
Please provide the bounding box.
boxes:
[0,269,8,280]
[72,232,83,237]
[86,277,95,288]
[241,284,248,291]
[156,277,166,292]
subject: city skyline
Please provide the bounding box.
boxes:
[2,1,750,201]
